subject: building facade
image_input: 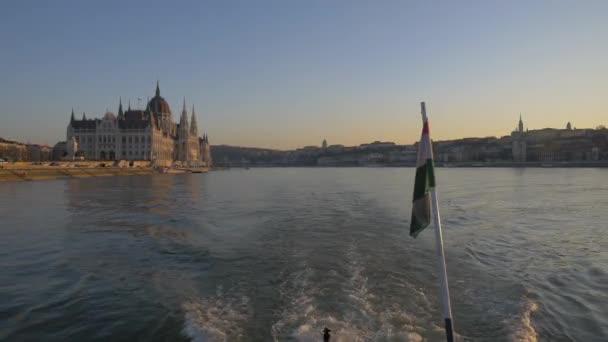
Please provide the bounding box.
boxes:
[0,138,52,162]
[512,115,527,162]
[66,83,212,166]
[0,138,27,161]
[510,116,606,162]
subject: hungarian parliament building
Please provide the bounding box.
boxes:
[66,82,211,167]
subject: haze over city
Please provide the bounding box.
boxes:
[1,0,606,149]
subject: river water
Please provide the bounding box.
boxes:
[0,168,606,341]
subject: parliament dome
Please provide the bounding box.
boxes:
[147,82,172,114]
[103,112,116,120]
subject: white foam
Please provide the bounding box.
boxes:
[510,300,538,342]
[181,288,249,342]
[272,243,427,341]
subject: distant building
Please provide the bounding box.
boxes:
[26,144,52,161]
[317,155,359,166]
[52,141,67,160]
[509,115,605,162]
[66,82,210,166]
[322,139,327,149]
[0,138,27,161]
[386,147,417,164]
[512,115,527,162]
[294,146,321,158]
[326,144,345,153]
[359,141,396,149]
[199,134,212,166]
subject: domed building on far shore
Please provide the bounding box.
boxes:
[66,82,211,167]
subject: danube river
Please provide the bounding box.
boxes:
[0,168,606,341]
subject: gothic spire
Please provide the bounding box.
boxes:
[190,104,198,136]
[128,99,131,111]
[180,97,189,131]
[82,112,87,120]
[70,108,75,122]
[156,80,160,97]
[518,113,524,133]
[118,97,124,117]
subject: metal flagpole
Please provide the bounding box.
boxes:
[431,189,454,341]
[422,103,455,342]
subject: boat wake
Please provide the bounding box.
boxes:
[508,299,538,342]
[181,286,250,342]
[180,242,440,341]
[271,243,425,341]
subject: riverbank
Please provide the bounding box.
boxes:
[0,167,157,182]
[216,160,608,168]
[0,165,211,182]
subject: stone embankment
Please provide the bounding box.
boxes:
[0,161,209,182]
[0,166,156,182]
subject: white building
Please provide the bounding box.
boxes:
[66,82,212,166]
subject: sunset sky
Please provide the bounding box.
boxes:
[1,0,606,149]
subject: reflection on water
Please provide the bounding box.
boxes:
[0,168,607,341]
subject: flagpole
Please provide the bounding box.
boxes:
[421,102,455,342]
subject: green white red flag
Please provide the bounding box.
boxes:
[408,102,455,341]
[410,104,436,237]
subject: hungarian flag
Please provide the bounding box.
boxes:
[410,103,436,237]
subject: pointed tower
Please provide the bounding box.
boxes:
[156,80,160,97]
[70,108,75,123]
[190,104,198,136]
[513,113,527,162]
[82,112,87,120]
[180,97,189,132]
[118,97,124,119]
[178,98,190,162]
[518,113,524,133]
[128,99,131,111]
